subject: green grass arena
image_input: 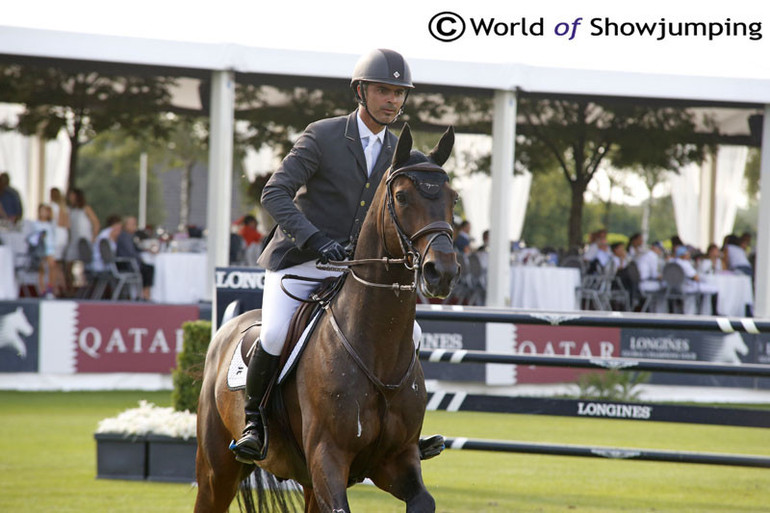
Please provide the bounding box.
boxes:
[1,391,767,512]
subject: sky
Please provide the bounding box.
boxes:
[3,0,770,80]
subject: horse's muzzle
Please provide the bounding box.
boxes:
[420,249,460,299]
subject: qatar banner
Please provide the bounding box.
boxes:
[419,321,621,385]
[39,301,200,374]
[0,301,40,373]
[512,325,620,384]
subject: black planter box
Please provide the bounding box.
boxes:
[146,435,198,483]
[94,433,147,481]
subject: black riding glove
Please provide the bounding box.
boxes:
[305,232,347,264]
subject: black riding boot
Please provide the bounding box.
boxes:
[230,341,279,463]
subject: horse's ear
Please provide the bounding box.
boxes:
[428,126,454,167]
[392,123,413,170]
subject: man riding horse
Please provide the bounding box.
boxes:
[231,49,442,463]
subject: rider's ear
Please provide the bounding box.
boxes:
[428,126,454,167]
[392,123,413,170]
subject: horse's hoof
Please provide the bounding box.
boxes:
[418,434,445,460]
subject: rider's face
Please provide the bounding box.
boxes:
[359,82,407,130]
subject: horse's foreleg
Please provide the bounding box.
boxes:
[306,444,352,513]
[370,447,435,513]
[194,388,244,513]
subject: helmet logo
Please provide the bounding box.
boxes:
[393,71,401,78]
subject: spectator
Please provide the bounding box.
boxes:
[0,171,23,222]
[239,214,263,247]
[724,233,752,276]
[610,242,628,270]
[91,215,122,272]
[63,188,100,294]
[49,187,70,274]
[672,245,718,312]
[697,243,723,275]
[626,232,643,259]
[116,216,155,300]
[29,204,59,297]
[584,229,611,273]
[454,220,471,255]
[636,241,664,293]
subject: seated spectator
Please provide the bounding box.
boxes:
[116,216,155,300]
[91,215,123,272]
[724,233,752,276]
[454,220,472,255]
[0,171,23,222]
[635,241,664,293]
[584,229,611,273]
[672,245,718,312]
[239,214,263,247]
[611,242,628,270]
[626,232,643,259]
[697,243,723,275]
[473,229,490,272]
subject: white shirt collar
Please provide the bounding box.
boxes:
[356,112,385,146]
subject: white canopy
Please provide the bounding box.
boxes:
[1,24,769,316]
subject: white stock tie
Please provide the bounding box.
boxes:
[364,136,377,176]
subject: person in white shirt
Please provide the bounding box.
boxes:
[672,245,718,312]
[697,243,723,275]
[635,241,664,292]
[724,233,752,277]
[91,215,122,273]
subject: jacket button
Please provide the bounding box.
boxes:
[365,182,370,188]
[360,201,365,206]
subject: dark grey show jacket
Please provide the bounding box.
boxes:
[258,111,397,271]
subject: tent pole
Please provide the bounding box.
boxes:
[205,70,235,302]
[754,106,770,318]
[486,90,517,308]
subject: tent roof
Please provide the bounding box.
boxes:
[1,25,769,107]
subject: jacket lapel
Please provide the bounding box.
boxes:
[344,112,368,178]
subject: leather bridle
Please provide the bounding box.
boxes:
[318,164,454,296]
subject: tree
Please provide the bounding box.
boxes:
[148,115,209,230]
[516,97,703,249]
[0,63,176,189]
[77,129,165,226]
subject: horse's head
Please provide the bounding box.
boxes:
[381,124,460,298]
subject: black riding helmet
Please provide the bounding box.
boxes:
[351,49,414,125]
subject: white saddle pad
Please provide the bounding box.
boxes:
[226,309,324,390]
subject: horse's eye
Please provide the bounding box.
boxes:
[395,191,408,206]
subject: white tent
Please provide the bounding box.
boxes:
[1,25,769,316]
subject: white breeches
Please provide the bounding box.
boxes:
[260,260,422,356]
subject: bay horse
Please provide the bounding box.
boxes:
[195,124,459,513]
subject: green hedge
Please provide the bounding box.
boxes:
[172,320,212,413]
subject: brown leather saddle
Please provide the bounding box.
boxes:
[238,274,345,373]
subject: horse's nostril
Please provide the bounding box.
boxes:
[423,261,440,284]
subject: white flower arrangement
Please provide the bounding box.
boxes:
[96,400,197,440]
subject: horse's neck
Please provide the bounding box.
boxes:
[333,218,417,370]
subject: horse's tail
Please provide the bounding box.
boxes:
[236,467,303,513]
